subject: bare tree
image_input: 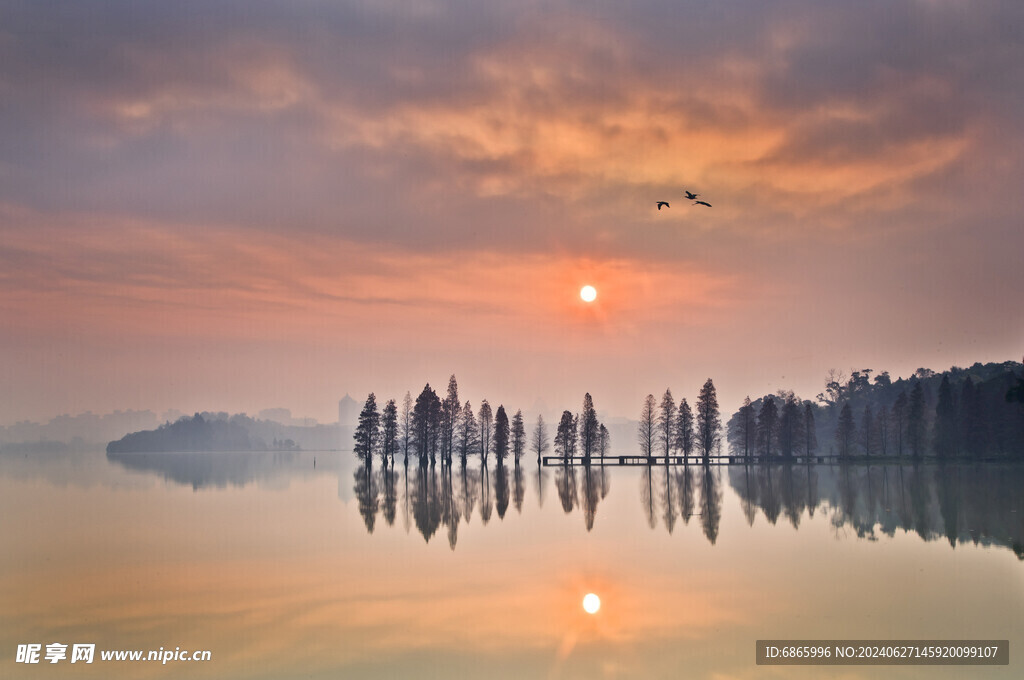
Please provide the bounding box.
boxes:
[531,414,549,461]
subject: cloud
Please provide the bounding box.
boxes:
[2,0,1020,254]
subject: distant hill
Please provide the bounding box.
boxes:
[106,413,345,453]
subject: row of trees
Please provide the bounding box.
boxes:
[353,376,613,469]
[727,361,1024,460]
[637,379,722,460]
[552,393,610,462]
[730,393,818,460]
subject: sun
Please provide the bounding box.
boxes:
[580,285,597,303]
[582,592,601,614]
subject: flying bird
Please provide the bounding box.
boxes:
[684,190,700,200]
[693,200,712,207]
[656,201,670,210]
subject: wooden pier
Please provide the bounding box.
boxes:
[539,454,960,467]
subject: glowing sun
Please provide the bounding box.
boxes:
[580,285,597,303]
[582,593,601,614]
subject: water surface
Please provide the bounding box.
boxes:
[2,449,1021,678]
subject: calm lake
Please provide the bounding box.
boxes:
[2,448,1022,679]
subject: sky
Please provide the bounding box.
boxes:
[1,0,1022,425]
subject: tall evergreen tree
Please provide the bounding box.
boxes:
[757,397,778,459]
[580,393,599,461]
[555,410,578,461]
[440,375,459,465]
[676,398,695,457]
[493,405,510,464]
[511,409,526,464]
[777,392,801,458]
[657,389,677,458]
[638,394,656,457]
[478,400,493,462]
[354,393,381,464]
[399,392,413,464]
[695,379,721,459]
[412,384,441,465]
[381,398,398,468]
[598,424,610,458]
[456,401,478,463]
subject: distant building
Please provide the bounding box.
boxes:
[338,394,359,427]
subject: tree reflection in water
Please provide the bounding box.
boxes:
[345,456,1023,558]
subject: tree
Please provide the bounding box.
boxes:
[598,424,610,458]
[908,381,926,458]
[580,393,599,461]
[696,379,721,459]
[555,410,578,461]
[777,392,801,459]
[836,403,855,458]
[933,374,957,458]
[400,392,413,464]
[354,393,381,464]
[532,415,549,460]
[959,378,982,459]
[456,401,478,463]
[638,394,656,457]
[511,409,526,464]
[440,375,459,465]
[757,397,778,459]
[803,402,817,457]
[732,397,755,459]
[892,391,908,457]
[381,399,398,468]
[478,400,493,462]
[411,384,440,464]
[493,405,510,463]
[658,389,676,458]
[876,404,889,456]
[861,404,874,457]
[816,368,847,406]
[676,398,695,457]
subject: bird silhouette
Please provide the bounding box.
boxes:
[684,190,700,200]
[656,201,670,210]
[693,200,712,207]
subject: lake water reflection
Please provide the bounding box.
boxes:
[2,449,1022,679]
